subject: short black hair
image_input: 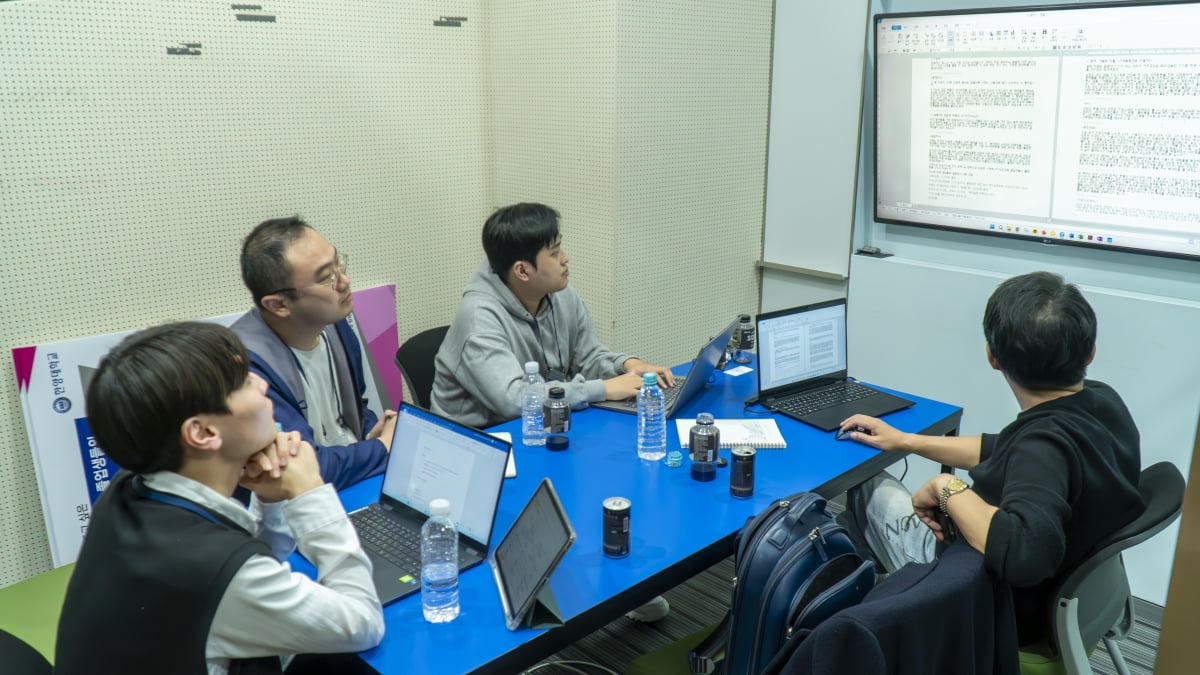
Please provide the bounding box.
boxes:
[983,271,1097,390]
[481,203,560,282]
[241,216,311,308]
[86,322,249,474]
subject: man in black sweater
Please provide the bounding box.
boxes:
[839,271,1144,646]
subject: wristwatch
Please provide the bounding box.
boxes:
[939,476,970,516]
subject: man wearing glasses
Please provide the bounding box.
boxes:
[231,217,395,490]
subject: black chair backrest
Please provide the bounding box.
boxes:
[1049,461,1185,652]
[0,629,52,675]
[394,325,449,410]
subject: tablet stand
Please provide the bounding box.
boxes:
[521,582,564,629]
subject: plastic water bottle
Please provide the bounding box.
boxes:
[521,361,547,446]
[689,412,720,482]
[636,372,667,461]
[421,498,460,623]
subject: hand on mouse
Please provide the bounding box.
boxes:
[837,415,907,452]
[835,427,865,441]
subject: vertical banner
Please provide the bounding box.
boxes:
[11,285,399,566]
[14,329,154,566]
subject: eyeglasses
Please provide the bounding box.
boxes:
[265,253,348,296]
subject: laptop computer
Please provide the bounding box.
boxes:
[347,403,511,605]
[591,318,739,417]
[756,299,914,432]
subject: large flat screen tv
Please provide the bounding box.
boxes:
[874,1,1200,261]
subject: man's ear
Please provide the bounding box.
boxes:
[260,293,291,319]
[985,343,1002,371]
[180,416,222,454]
[510,260,532,283]
[1085,345,1096,366]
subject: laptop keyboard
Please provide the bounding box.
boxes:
[618,374,688,406]
[352,505,481,571]
[351,506,423,572]
[771,381,878,416]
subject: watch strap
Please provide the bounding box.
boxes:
[939,477,970,516]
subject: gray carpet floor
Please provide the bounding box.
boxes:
[528,558,1161,675]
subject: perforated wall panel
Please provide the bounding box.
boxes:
[613,0,770,363]
[487,0,770,366]
[486,0,619,341]
[0,0,770,587]
[0,0,489,585]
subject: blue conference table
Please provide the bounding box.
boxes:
[301,358,961,674]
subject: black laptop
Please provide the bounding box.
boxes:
[347,403,510,605]
[755,299,913,432]
[591,318,739,417]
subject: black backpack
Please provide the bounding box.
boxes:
[688,492,876,675]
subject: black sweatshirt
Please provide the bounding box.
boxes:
[970,380,1144,646]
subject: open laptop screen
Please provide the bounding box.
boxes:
[757,299,848,393]
[383,405,509,544]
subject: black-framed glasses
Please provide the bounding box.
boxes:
[264,253,348,296]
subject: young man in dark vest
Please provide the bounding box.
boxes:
[56,322,384,675]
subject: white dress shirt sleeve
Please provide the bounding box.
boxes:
[206,484,384,667]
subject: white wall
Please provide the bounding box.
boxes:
[761,0,1197,606]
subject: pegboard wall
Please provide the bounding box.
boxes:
[611,0,770,360]
[0,0,491,586]
[487,0,771,365]
[0,0,771,586]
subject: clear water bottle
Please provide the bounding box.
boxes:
[636,372,667,461]
[689,412,720,482]
[421,498,460,623]
[521,361,547,446]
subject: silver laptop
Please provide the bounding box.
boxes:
[591,319,739,417]
[348,403,510,605]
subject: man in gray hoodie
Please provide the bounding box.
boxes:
[432,202,676,623]
[431,202,675,430]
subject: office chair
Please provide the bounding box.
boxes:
[0,561,74,670]
[394,325,449,410]
[1019,461,1186,675]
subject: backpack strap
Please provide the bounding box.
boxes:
[688,612,730,675]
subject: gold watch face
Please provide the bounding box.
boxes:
[946,477,968,493]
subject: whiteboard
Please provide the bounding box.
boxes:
[761,0,868,278]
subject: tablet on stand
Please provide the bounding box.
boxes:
[489,477,576,630]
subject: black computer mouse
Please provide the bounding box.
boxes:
[835,426,867,441]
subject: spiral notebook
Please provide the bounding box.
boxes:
[673,418,787,449]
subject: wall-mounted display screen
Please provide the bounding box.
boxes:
[875,1,1200,260]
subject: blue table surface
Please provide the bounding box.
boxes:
[291,359,961,675]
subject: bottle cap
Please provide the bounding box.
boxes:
[642,372,658,386]
[696,412,714,425]
[548,386,565,398]
[524,361,539,374]
[547,435,569,451]
[666,450,683,467]
[429,498,450,516]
